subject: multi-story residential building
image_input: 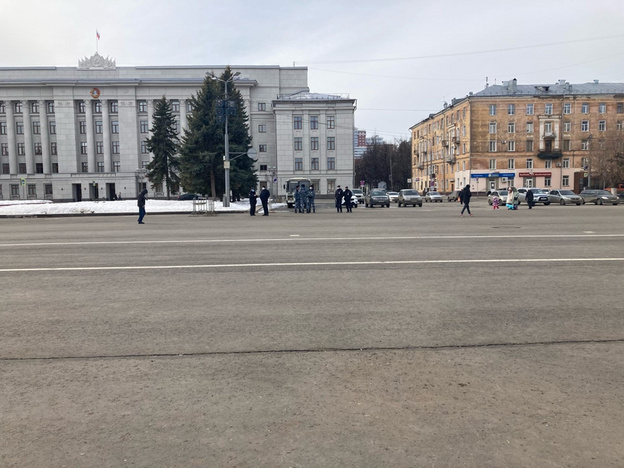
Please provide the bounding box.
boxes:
[410,79,624,194]
[0,53,356,201]
[354,129,367,159]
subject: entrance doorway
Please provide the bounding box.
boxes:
[107,183,116,200]
[73,184,82,202]
[545,139,553,153]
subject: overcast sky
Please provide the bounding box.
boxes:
[2,0,624,142]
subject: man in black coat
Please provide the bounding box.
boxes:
[259,186,270,216]
[249,189,257,216]
[335,185,344,213]
[137,188,148,224]
[343,186,353,213]
[460,185,472,217]
[526,189,534,209]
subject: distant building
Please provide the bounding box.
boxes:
[0,53,356,201]
[354,129,367,158]
[410,79,624,193]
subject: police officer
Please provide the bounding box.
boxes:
[343,186,353,213]
[307,185,316,213]
[335,185,344,213]
[300,184,309,213]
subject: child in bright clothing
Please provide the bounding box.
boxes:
[492,195,500,210]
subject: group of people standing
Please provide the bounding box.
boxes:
[249,186,271,216]
[334,185,354,213]
[293,184,316,213]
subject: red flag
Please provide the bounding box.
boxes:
[96,30,100,40]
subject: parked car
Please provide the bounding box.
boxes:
[397,189,423,207]
[580,189,620,205]
[518,188,551,205]
[365,189,390,208]
[387,191,399,203]
[342,196,358,208]
[352,189,365,205]
[447,190,460,202]
[487,189,509,205]
[177,193,205,200]
[548,189,583,205]
[424,191,443,202]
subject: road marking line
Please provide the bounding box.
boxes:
[1,233,623,248]
[1,257,623,273]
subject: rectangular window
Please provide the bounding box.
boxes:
[16,122,24,134]
[581,120,589,132]
[80,142,88,154]
[327,137,336,150]
[311,157,319,170]
[140,120,149,133]
[489,122,497,134]
[140,141,148,154]
[618,121,623,130]
[52,163,58,173]
[78,101,86,113]
[327,116,335,129]
[564,140,572,151]
[81,162,88,173]
[310,137,319,150]
[526,103,534,115]
[618,103,624,114]
[47,102,55,114]
[544,121,552,134]
[258,102,266,111]
[11,184,19,196]
[96,141,104,154]
[45,184,53,196]
[171,100,180,112]
[563,102,571,114]
[582,103,589,114]
[508,158,515,169]
[599,120,606,131]
[49,121,56,134]
[545,103,553,115]
[310,116,319,129]
[293,116,303,130]
[508,122,515,133]
[526,140,534,152]
[507,140,516,151]
[112,141,119,154]
[51,142,57,155]
[508,104,515,115]
[17,143,25,155]
[563,158,570,168]
[526,121,534,133]
[34,142,42,155]
[258,124,266,133]
[526,158,533,169]
[545,160,552,169]
[186,101,193,113]
[1,143,8,155]
[562,175,570,186]
[97,161,104,172]
[14,102,22,113]
[563,121,571,132]
[32,121,40,134]
[327,179,335,194]
[294,157,303,171]
[259,144,267,152]
[138,101,147,113]
[111,121,119,134]
[294,137,303,151]
[94,102,102,113]
[489,158,496,169]
[327,157,336,170]
[19,162,26,173]
[110,101,118,113]
[0,122,6,135]
[489,104,496,116]
[599,102,606,113]
[489,140,497,152]
[28,184,36,196]
[2,163,10,174]
[0,101,5,113]
[79,121,87,134]
[113,161,120,172]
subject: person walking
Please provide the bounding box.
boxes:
[335,185,344,213]
[525,188,534,209]
[460,184,472,217]
[137,188,148,224]
[249,188,257,216]
[506,187,517,210]
[343,186,353,213]
[259,186,270,216]
[492,193,500,210]
[307,185,316,213]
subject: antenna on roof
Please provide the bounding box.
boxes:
[485,76,489,87]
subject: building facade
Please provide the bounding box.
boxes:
[410,79,624,194]
[0,54,356,201]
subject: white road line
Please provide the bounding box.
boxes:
[1,257,623,273]
[1,233,623,248]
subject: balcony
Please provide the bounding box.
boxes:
[452,136,460,145]
[446,156,456,164]
[537,151,563,160]
[417,163,424,170]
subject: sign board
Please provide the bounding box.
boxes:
[407,178,412,183]
[20,178,26,186]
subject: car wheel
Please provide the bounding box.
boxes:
[598,199,603,205]
[560,200,565,205]
[544,202,550,206]
[419,203,422,207]
[386,204,390,208]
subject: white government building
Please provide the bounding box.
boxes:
[0,53,356,201]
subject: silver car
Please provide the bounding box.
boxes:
[518,188,551,205]
[352,189,365,205]
[548,189,583,205]
[580,189,620,205]
[397,189,423,207]
[424,191,443,202]
[387,191,399,203]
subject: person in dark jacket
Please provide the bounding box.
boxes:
[335,185,344,213]
[249,189,257,216]
[137,188,148,224]
[307,185,316,213]
[343,186,353,213]
[460,185,472,217]
[525,189,534,209]
[259,186,270,216]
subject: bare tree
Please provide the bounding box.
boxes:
[589,129,624,188]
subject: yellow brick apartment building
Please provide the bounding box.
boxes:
[410,79,624,194]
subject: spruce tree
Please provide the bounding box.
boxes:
[179,67,256,200]
[145,97,180,199]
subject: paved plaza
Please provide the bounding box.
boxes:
[1,200,623,467]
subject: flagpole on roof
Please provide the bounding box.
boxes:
[96,29,99,53]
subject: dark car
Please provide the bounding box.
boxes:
[177,193,205,201]
[580,189,620,205]
[365,189,390,208]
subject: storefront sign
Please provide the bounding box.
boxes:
[519,171,552,177]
